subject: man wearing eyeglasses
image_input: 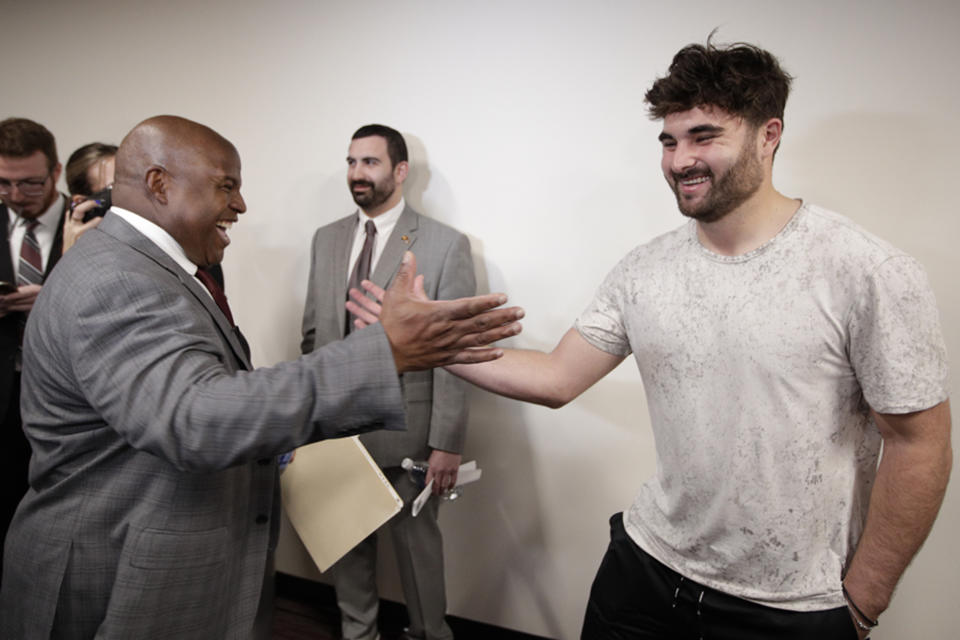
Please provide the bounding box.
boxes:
[0,117,67,582]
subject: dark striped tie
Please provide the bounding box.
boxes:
[17,221,43,286]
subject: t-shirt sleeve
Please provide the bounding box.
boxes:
[848,255,949,414]
[575,259,633,357]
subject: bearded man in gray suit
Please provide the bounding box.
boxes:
[300,125,470,640]
[0,115,523,640]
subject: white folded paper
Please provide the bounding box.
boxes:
[411,460,483,517]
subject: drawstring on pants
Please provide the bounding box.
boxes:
[697,589,705,640]
[672,576,685,608]
[672,576,708,639]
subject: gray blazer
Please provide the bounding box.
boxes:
[301,205,475,466]
[0,212,406,639]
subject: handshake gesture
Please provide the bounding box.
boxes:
[348,251,523,372]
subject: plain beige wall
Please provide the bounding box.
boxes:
[3,1,958,637]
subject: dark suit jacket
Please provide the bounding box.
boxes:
[0,212,406,638]
[0,197,67,418]
[301,205,475,466]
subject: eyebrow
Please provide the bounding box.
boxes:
[658,124,726,142]
[689,124,725,135]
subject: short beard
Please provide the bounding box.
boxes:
[350,179,395,212]
[672,143,763,224]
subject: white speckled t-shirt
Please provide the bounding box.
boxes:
[575,203,949,611]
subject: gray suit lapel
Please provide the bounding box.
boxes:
[371,206,419,289]
[97,213,253,370]
[332,215,358,339]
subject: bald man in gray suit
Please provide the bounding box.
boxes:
[0,116,522,640]
[301,125,469,640]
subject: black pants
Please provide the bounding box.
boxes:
[581,513,858,640]
[0,374,30,586]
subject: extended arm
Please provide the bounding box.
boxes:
[842,400,952,631]
[346,277,621,406]
[448,327,625,408]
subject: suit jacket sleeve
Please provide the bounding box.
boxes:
[427,232,476,454]
[50,265,404,473]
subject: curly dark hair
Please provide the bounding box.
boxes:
[645,36,792,127]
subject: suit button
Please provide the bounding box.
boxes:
[256,515,269,524]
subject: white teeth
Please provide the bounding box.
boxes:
[681,176,709,185]
[216,221,233,230]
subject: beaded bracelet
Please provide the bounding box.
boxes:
[851,614,872,634]
[842,584,879,628]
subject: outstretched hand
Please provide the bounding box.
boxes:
[346,279,390,330]
[366,251,523,372]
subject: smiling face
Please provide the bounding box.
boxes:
[346,135,407,217]
[0,150,61,219]
[659,106,765,224]
[162,143,245,268]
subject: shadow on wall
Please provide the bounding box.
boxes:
[443,388,566,639]
[402,134,433,218]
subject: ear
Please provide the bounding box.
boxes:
[393,160,409,185]
[758,118,783,158]
[145,165,170,205]
[50,161,63,185]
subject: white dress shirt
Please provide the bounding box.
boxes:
[346,197,405,284]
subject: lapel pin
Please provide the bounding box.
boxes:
[401,235,409,243]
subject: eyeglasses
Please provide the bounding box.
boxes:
[0,173,51,197]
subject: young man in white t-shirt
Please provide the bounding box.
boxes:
[348,39,951,640]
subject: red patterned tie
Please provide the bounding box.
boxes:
[17,221,43,286]
[15,221,43,365]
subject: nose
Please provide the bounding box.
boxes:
[7,184,27,201]
[669,141,697,174]
[232,191,246,214]
[347,163,366,183]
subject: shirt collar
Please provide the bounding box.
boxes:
[8,192,64,230]
[358,197,405,230]
[110,206,199,276]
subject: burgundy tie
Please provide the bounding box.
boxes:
[345,220,377,333]
[196,268,235,326]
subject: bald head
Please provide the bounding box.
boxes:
[114,116,236,200]
[113,115,246,267]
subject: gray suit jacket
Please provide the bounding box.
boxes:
[0,212,406,639]
[301,205,475,466]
